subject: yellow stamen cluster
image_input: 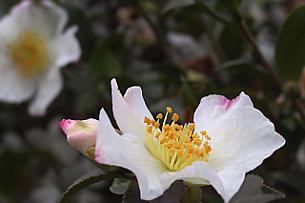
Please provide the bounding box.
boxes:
[144,107,212,171]
[9,30,49,77]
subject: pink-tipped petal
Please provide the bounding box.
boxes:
[59,118,98,154]
[193,92,285,202]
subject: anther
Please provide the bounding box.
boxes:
[200,130,207,135]
[166,106,173,113]
[192,132,199,138]
[178,149,183,158]
[144,116,151,124]
[146,126,152,133]
[193,138,202,146]
[204,142,212,154]
[174,142,181,149]
[153,121,160,128]
[160,138,168,144]
[195,147,201,157]
[189,123,195,130]
[155,132,161,139]
[184,137,191,143]
[168,131,175,139]
[156,113,163,119]
[163,124,171,131]
[172,113,179,122]
[166,143,173,149]
[173,124,180,129]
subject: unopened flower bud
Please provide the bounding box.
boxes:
[60,118,98,155]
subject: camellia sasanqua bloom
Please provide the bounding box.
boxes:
[0,0,81,115]
[61,79,285,202]
[60,119,98,155]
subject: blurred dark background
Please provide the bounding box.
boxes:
[0,0,305,202]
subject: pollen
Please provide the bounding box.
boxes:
[9,30,48,78]
[166,106,173,113]
[156,113,163,119]
[144,107,212,171]
[172,113,179,122]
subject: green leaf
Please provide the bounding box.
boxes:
[275,5,305,81]
[90,36,123,80]
[219,25,246,59]
[230,174,285,203]
[271,172,305,194]
[110,178,131,195]
[216,0,242,12]
[59,170,119,203]
[90,48,122,79]
[181,79,197,107]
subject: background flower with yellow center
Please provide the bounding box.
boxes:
[9,30,49,77]
[0,0,81,116]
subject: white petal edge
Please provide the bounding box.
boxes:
[0,55,36,103]
[164,160,247,202]
[49,26,81,68]
[10,0,68,37]
[124,84,153,121]
[161,162,247,202]
[194,92,253,134]
[0,12,35,103]
[209,106,285,170]
[194,92,285,171]
[95,108,168,200]
[28,68,63,116]
[111,78,153,141]
[0,14,20,49]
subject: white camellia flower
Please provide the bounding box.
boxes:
[0,0,81,115]
[94,79,285,202]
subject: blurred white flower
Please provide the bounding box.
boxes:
[0,0,81,116]
[94,79,285,202]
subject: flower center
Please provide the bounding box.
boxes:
[144,107,212,171]
[9,30,49,77]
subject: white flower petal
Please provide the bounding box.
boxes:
[124,85,153,121]
[95,109,167,200]
[49,26,81,67]
[216,165,246,202]
[160,161,227,201]
[0,6,36,103]
[0,56,36,103]
[194,92,253,133]
[195,92,284,170]
[111,79,152,141]
[193,92,285,202]
[208,106,285,171]
[0,15,20,48]
[10,0,67,37]
[28,68,63,116]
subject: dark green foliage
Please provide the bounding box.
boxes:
[275,5,305,81]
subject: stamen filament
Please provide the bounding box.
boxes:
[144,107,212,171]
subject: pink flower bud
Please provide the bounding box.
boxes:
[60,118,98,155]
